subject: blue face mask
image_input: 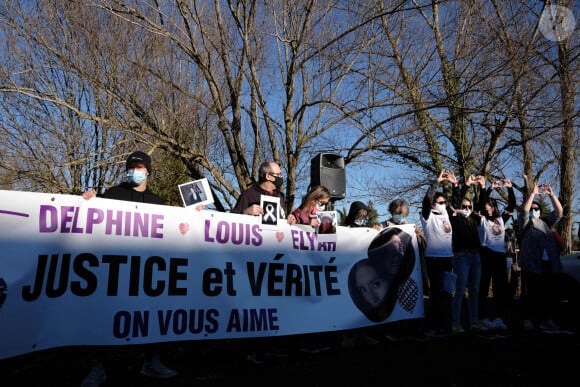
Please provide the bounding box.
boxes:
[530,209,540,219]
[392,214,405,224]
[127,170,147,185]
[316,204,326,212]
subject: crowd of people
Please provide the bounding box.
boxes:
[78,153,569,386]
[415,170,565,337]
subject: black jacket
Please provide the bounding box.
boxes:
[344,201,368,227]
[100,182,165,205]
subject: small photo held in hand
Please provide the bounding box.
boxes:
[316,210,337,242]
[179,178,214,208]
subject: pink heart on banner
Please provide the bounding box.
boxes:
[179,223,190,235]
[276,231,284,242]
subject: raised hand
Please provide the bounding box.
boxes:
[82,190,97,200]
[542,184,553,196]
[437,170,448,183]
[446,170,458,185]
[466,175,477,186]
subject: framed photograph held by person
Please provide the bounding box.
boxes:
[316,210,337,242]
[178,178,214,208]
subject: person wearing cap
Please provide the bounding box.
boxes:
[81,151,177,386]
[82,151,163,204]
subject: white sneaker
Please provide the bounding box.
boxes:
[80,363,106,387]
[493,317,508,331]
[140,361,178,379]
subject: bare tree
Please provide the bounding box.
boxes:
[0,1,133,194]
[553,0,578,253]
[80,0,396,211]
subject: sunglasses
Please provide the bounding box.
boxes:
[435,201,446,205]
[461,205,472,210]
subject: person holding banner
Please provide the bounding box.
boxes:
[348,225,418,336]
[232,161,296,225]
[384,198,428,296]
[232,161,296,364]
[380,200,429,342]
[341,201,381,348]
[291,185,334,353]
[80,151,178,386]
[365,227,417,321]
[291,185,331,227]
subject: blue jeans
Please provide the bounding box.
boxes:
[452,251,481,326]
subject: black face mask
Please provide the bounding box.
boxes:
[274,176,283,190]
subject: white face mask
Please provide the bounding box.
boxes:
[530,209,540,219]
[354,219,366,226]
[434,204,446,213]
[460,209,471,217]
[315,204,326,212]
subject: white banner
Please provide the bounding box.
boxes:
[0,190,424,360]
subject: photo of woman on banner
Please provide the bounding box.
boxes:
[348,226,416,322]
[348,259,389,318]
